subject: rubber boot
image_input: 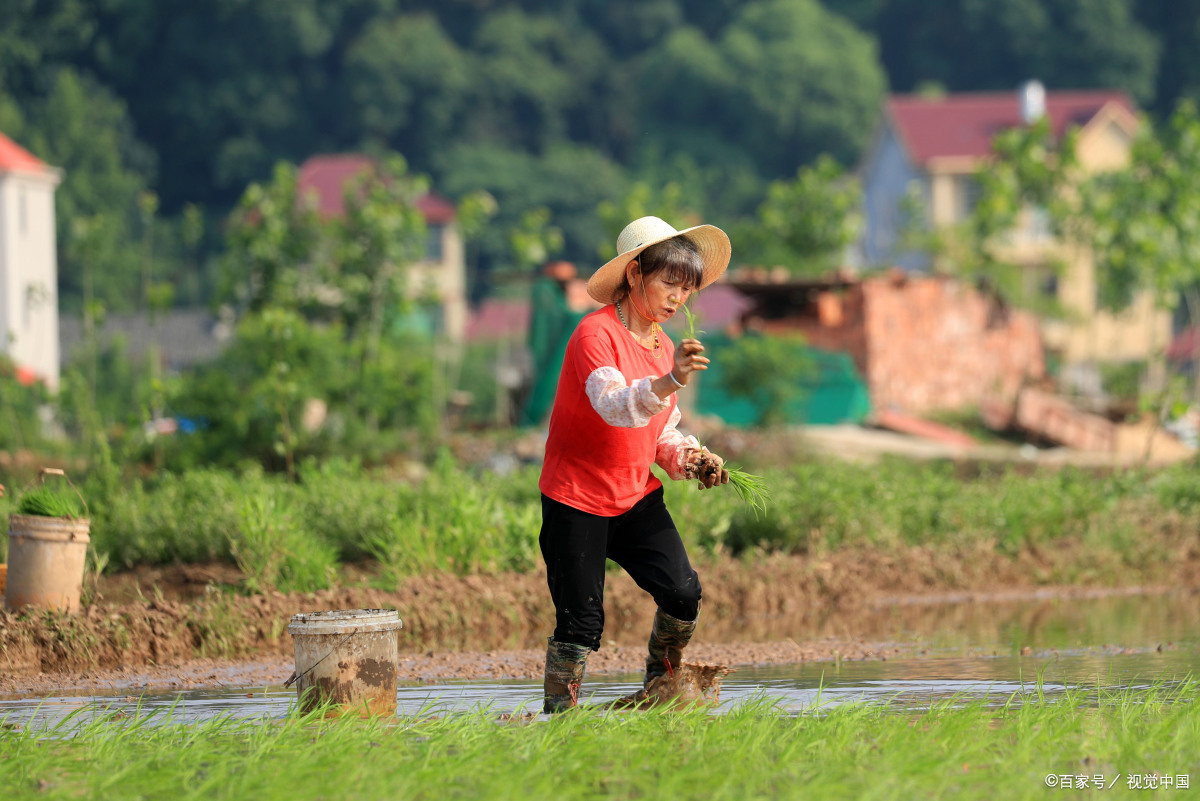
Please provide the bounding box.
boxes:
[543,638,590,714]
[643,607,698,686]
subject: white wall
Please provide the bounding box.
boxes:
[0,170,61,390]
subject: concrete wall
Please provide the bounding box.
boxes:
[0,170,60,389]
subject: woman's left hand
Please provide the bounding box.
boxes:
[685,447,730,490]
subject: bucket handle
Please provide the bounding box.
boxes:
[284,626,360,689]
[38,467,91,521]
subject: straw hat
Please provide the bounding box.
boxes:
[587,216,731,304]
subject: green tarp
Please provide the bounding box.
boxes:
[693,334,871,427]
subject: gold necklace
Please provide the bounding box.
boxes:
[615,300,662,358]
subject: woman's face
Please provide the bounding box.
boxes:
[629,262,694,323]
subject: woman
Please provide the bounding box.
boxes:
[538,215,733,713]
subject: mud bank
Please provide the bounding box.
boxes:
[2,546,1197,688]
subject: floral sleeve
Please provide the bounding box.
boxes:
[585,366,671,428]
[654,406,700,480]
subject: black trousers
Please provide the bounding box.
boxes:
[539,487,702,651]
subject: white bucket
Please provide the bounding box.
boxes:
[287,608,403,717]
[5,514,90,613]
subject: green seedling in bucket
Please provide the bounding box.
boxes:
[17,483,85,519]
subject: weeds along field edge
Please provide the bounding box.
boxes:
[2,455,1199,593]
[1,680,1197,801]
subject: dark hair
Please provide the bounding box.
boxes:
[615,235,704,299]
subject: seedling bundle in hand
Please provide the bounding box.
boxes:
[680,300,772,518]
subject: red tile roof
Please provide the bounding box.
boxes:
[296,154,456,223]
[0,131,50,174]
[465,298,530,341]
[887,90,1136,166]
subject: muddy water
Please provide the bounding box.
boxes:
[3,591,1196,728]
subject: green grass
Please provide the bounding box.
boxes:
[2,682,1197,800]
[5,454,1200,589]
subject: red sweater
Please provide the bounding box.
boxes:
[539,305,677,516]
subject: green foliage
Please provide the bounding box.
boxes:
[0,66,156,313]
[507,206,564,271]
[638,0,885,183]
[835,0,1160,108]
[718,334,817,427]
[0,356,52,452]
[1082,100,1200,315]
[904,116,1077,314]
[737,155,862,273]
[368,452,541,583]
[597,182,704,258]
[230,491,337,595]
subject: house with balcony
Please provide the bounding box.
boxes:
[0,130,62,390]
[296,154,467,344]
[857,82,1171,372]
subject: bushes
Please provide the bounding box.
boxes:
[31,454,1200,588]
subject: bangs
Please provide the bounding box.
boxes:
[643,237,705,289]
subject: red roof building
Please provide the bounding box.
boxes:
[886,90,1136,168]
[0,131,51,176]
[0,130,62,389]
[857,82,1166,369]
[296,154,456,223]
[295,153,468,343]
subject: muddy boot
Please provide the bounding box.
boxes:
[644,607,698,686]
[543,638,590,714]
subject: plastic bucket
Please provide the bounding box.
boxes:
[287,608,403,717]
[5,514,90,613]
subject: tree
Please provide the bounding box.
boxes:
[342,13,471,166]
[0,67,156,312]
[637,0,886,185]
[221,162,322,315]
[736,155,862,275]
[832,0,1159,106]
[1083,101,1200,343]
[902,116,1079,314]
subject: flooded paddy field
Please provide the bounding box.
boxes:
[3,587,1195,725]
[3,588,1197,801]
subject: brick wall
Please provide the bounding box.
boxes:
[753,274,1044,414]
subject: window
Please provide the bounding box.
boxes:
[955,176,980,221]
[425,224,444,261]
[18,188,27,235]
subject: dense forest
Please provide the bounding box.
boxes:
[1,0,1194,311]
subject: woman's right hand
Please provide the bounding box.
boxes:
[672,338,710,386]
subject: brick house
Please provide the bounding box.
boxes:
[0,130,62,390]
[730,270,1045,415]
[296,154,467,343]
[858,82,1172,370]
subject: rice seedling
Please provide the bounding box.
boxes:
[1,680,1196,801]
[724,464,772,519]
[680,300,705,340]
[15,485,85,519]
